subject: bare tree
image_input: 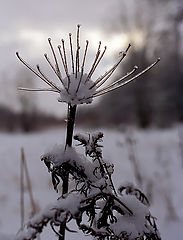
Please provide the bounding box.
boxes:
[16,70,38,131]
[98,0,183,127]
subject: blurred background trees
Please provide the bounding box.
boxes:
[1,0,183,130]
[0,70,62,132]
[93,0,183,128]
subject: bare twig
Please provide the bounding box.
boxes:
[90,43,131,89]
[48,38,62,80]
[85,41,102,82]
[69,33,75,74]
[20,148,25,230]
[92,58,160,98]
[95,65,138,94]
[18,87,58,92]
[76,40,89,93]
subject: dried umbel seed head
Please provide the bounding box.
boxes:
[16,25,160,105]
[58,73,96,104]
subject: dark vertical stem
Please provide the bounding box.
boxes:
[65,104,77,148]
[59,103,77,240]
[20,148,25,230]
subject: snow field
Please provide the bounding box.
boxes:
[0,126,183,239]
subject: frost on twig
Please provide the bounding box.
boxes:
[41,132,112,195]
[16,25,160,106]
[15,188,160,240]
[74,131,103,158]
[16,132,161,240]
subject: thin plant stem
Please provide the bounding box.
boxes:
[48,38,62,80]
[20,148,40,240]
[87,45,107,82]
[103,163,117,196]
[76,40,89,93]
[59,103,77,240]
[20,148,25,230]
[17,87,58,92]
[95,65,138,94]
[92,58,160,98]
[76,25,80,73]
[125,132,143,188]
[69,33,75,74]
[23,151,37,217]
[16,53,60,91]
[90,43,131,88]
[85,41,101,82]
[65,104,77,148]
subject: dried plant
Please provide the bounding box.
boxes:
[16,25,160,240]
[16,25,160,105]
[16,133,160,240]
[125,130,143,188]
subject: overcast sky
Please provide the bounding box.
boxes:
[0,0,128,116]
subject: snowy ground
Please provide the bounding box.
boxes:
[0,126,183,239]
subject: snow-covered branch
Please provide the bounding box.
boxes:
[16,189,160,240]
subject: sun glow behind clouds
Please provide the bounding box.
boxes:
[85,30,129,54]
[17,28,132,58]
[19,30,46,44]
[17,28,145,60]
[128,30,145,48]
[87,29,145,52]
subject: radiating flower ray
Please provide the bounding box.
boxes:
[86,44,107,83]
[92,58,160,98]
[94,65,139,95]
[76,40,89,93]
[75,24,81,79]
[61,39,69,76]
[85,41,102,82]
[69,33,75,74]
[16,52,61,92]
[57,45,68,77]
[48,38,62,80]
[36,64,61,91]
[17,87,58,92]
[91,43,131,89]
[44,47,68,91]
[16,26,160,105]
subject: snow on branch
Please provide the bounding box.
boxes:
[15,189,160,240]
[41,144,99,193]
[74,131,103,158]
[15,130,161,240]
[26,131,160,240]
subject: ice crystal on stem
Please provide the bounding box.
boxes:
[16,25,160,105]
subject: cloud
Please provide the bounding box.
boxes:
[0,0,119,114]
[1,0,118,33]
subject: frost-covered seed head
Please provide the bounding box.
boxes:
[16,25,160,106]
[58,73,96,105]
